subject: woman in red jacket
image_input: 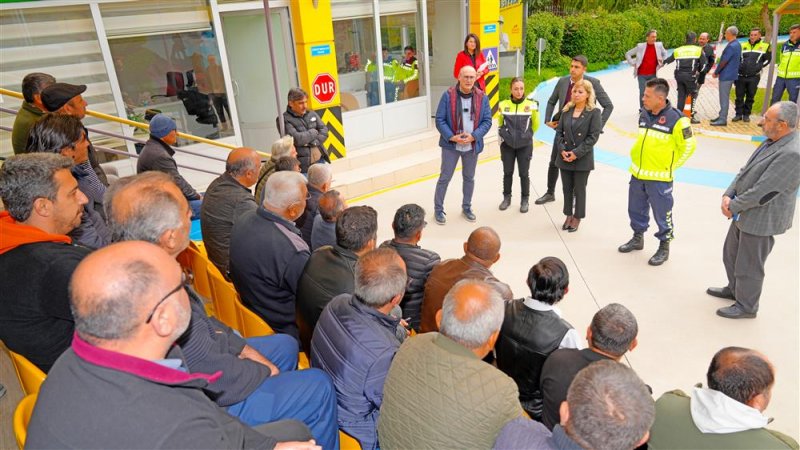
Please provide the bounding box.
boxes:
[453,33,487,91]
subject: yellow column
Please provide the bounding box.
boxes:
[470,0,501,116]
[289,0,345,158]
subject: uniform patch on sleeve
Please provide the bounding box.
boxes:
[682,127,693,139]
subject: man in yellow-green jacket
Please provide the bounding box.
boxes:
[771,24,800,104]
[619,78,696,266]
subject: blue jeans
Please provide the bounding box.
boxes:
[637,75,656,108]
[434,147,478,214]
[227,335,339,449]
[771,77,800,104]
[628,176,674,242]
[189,198,203,220]
[718,80,735,122]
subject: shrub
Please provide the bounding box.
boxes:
[525,13,566,69]
[562,11,644,63]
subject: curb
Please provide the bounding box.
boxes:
[696,128,767,143]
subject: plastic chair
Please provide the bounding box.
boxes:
[14,393,37,449]
[235,298,275,339]
[298,352,311,370]
[181,244,215,316]
[207,266,241,332]
[8,350,46,395]
[339,429,362,450]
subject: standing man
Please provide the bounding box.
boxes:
[535,55,613,206]
[618,78,696,266]
[708,102,800,319]
[771,24,800,105]
[625,30,668,108]
[711,26,742,127]
[663,32,707,124]
[11,72,55,154]
[433,65,492,225]
[695,33,716,117]
[734,28,771,123]
[282,88,329,173]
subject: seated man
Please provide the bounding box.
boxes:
[106,171,338,449]
[26,241,318,449]
[311,248,408,450]
[26,113,110,248]
[296,163,332,246]
[230,171,310,339]
[136,113,202,218]
[0,153,90,372]
[495,256,581,421]
[379,279,524,449]
[649,347,798,449]
[201,147,261,276]
[420,226,513,332]
[296,205,378,350]
[540,303,639,430]
[276,156,302,173]
[311,189,346,251]
[497,360,654,450]
[379,203,441,331]
[255,135,296,203]
[12,72,55,154]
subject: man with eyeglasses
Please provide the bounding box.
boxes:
[105,171,339,449]
[26,241,320,450]
[0,153,90,373]
[708,101,800,319]
[433,65,493,225]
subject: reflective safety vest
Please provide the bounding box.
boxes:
[777,40,800,79]
[396,60,419,83]
[629,103,696,182]
[365,58,396,81]
[739,39,771,77]
[672,44,704,74]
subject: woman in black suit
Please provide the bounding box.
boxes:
[555,80,602,232]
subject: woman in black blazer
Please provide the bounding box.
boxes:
[555,80,602,232]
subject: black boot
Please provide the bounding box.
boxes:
[499,195,512,211]
[648,240,670,266]
[618,233,644,253]
[520,197,529,213]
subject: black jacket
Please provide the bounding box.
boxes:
[229,207,310,340]
[282,107,329,173]
[295,244,358,351]
[739,39,772,77]
[495,299,572,420]
[663,44,708,81]
[201,172,258,275]
[698,44,716,84]
[379,239,441,331]
[555,107,602,172]
[295,185,324,247]
[545,75,613,129]
[137,137,201,201]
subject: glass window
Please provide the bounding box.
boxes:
[379,3,425,101]
[332,1,378,111]
[0,5,123,160]
[100,0,233,145]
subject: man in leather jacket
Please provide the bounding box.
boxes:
[281,88,330,173]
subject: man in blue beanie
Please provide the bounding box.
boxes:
[137,114,203,218]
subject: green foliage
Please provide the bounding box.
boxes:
[525,13,566,69]
[562,11,645,63]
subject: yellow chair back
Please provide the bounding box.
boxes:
[183,244,214,303]
[235,298,275,338]
[9,350,46,395]
[207,265,241,332]
[14,393,37,449]
[339,429,362,450]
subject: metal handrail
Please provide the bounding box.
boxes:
[0,87,270,158]
[0,125,221,176]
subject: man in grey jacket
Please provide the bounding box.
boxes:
[625,30,668,107]
[708,102,800,319]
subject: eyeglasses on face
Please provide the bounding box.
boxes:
[145,271,193,324]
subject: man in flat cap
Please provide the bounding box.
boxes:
[41,82,109,186]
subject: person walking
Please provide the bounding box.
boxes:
[618,78,696,266]
[555,80,602,232]
[497,77,539,213]
[625,30,668,108]
[711,26,742,127]
[663,31,707,124]
[453,33,488,92]
[734,28,771,122]
[771,24,800,105]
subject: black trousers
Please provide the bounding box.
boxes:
[734,76,760,116]
[676,77,698,117]
[210,93,230,123]
[545,140,562,195]
[560,169,590,218]
[501,143,532,198]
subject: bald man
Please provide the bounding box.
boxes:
[201,147,262,275]
[230,171,310,339]
[380,279,524,449]
[420,226,513,333]
[433,65,493,225]
[26,242,318,449]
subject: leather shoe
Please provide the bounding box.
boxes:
[743,116,751,122]
[534,193,555,205]
[717,304,757,319]
[434,211,446,225]
[567,217,580,233]
[706,287,735,300]
[709,117,719,122]
[731,115,743,122]
[710,120,728,127]
[462,209,476,222]
[690,117,700,124]
[562,216,572,230]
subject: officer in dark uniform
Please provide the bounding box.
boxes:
[733,28,771,122]
[663,31,707,124]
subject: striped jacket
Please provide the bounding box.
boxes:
[629,101,696,182]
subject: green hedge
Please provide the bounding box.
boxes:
[526,4,798,69]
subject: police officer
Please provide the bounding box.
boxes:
[619,78,697,266]
[497,77,539,212]
[771,23,800,104]
[394,46,419,100]
[663,31,707,124]
[734,28,771,122]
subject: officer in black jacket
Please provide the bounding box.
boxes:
[663,31,707,124]
[281,88,330,173]
[695,32,716,118]
[734,28,771,122]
